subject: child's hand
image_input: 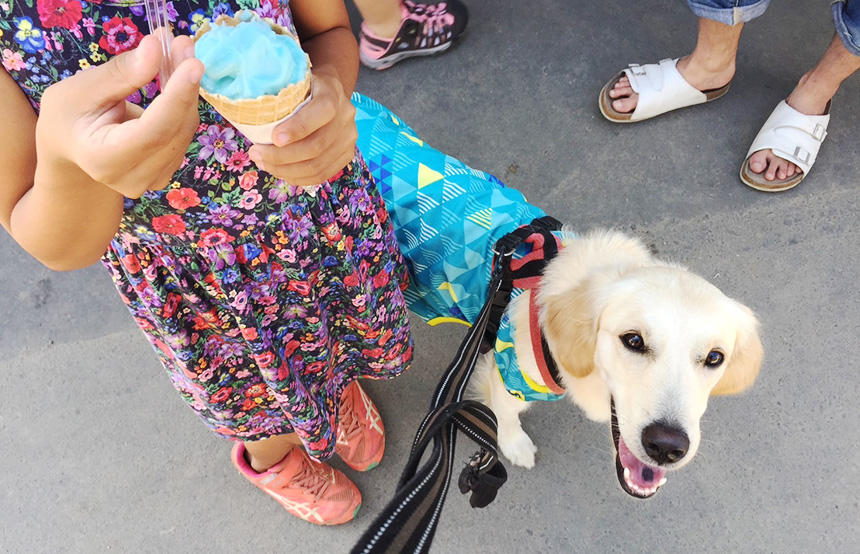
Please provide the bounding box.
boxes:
[247,70,358,187]
[36,34,204,199]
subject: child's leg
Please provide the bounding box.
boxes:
[355,0,469,70]
[354,0,402,39]
[243,433,303,471]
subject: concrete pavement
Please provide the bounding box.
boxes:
[2,0,859,551]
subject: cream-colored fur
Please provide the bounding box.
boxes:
[467,229,763,470]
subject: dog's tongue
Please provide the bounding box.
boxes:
[618,437,666,491]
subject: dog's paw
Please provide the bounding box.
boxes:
[499,430,538,468]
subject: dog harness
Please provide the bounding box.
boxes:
[353,94,566,402]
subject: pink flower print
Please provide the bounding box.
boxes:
[1,49,26,71]
[239,170,259,190]
[197,367,215,383]
[70,23,82,39]
[260,314,276,326]
[50,31,63,51]
[352,294,367,309]
[143,263,158,282]
[230,290,248,312]
[277,248,296,263]
[239,190,262,210]
[225,150,251,173]
[198,125,238,164]
[82,17,95,35]
[193,165,204,179]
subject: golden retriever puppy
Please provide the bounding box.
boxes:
[467,229,762,498]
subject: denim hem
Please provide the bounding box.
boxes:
[832,0,860,57]
[686,0,771,25]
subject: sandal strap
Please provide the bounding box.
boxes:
[622,58,706,122]
[745,100,831,174]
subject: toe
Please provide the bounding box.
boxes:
[764,152,778,180]
[748,150,767,173]
[786,162,798,177]
[609,83,634,98]
[612,94,638,113]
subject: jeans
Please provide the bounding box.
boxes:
[686,0,860,56]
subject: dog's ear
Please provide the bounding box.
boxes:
[540,283,599,378]
[711,303,763,396]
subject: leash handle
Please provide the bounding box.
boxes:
[351,217,561,554]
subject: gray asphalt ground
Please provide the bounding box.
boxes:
[3,0,860,552]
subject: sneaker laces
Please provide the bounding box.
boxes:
[290,455,333,500]
[338,392,362,441]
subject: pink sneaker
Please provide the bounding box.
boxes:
[335,381,385,471]
[232,442,361,525]
[359,0,469,70]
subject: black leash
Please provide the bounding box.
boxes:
[351,216,562,554]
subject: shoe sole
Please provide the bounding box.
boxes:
[360,41,454,70]
[598,72,731,123]
[739,159,804,192]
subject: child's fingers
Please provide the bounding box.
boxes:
[169,35,197,68]
[271,91,337,146]
[260,144,353,187]
[251,123,348,166]
[105,56,203,154]
[56,35,163,109]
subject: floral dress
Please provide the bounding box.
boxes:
[1,0,413,459]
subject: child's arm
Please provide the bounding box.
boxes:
[0,35,203,270]
[248,0,360,187]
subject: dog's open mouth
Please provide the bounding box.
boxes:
[610,399,667,499]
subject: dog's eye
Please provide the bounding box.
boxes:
[705,350,724,367]
[620,333,646,352]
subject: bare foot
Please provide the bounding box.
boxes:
[608,56,735,114]
[746,73,832,181]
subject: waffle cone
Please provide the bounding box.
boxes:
[194,14,312,126]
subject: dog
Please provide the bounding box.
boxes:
[352,93,763,499]
[466,229,762,498]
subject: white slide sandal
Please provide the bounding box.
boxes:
[599,58,731,123]
[739,100,831,192]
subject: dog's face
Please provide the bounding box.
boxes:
[542,241,762,499]
[591,267,761,497]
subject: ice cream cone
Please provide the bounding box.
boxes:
[193,13,312,143]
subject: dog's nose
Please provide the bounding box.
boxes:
[641,422,689,465]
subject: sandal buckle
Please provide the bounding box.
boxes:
[628,63,645,76]
[812,123,826,141]
[793,146,811,164]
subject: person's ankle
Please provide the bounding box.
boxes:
[677,54,735,90]
[364,21,400,41]
[363,6,404,41]
[246,443,296,473]
[787,72,835,116]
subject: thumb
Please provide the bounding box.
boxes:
[72,35,163,108]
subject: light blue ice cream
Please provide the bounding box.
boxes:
[195,18,309,100]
